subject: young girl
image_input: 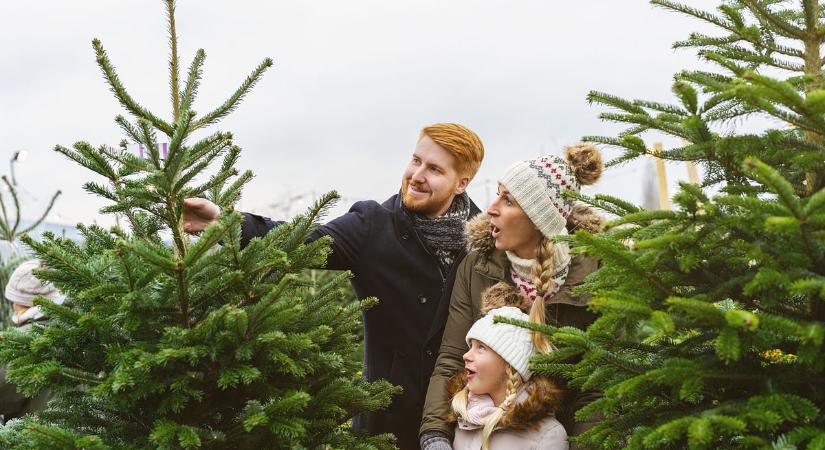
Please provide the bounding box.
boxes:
[448,297,566,450]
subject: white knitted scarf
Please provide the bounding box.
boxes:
[505,246,570,305]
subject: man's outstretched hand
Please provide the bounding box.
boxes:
[183,198,222,233]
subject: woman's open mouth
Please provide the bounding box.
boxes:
[465,368,476,380]
[491,225,501,239]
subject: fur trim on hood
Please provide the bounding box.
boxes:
[445,371,564,431]
[466,213,498,255]
[480,281,531,314]
[466,203,603,254]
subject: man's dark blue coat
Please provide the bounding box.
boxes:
[241,192,480,450]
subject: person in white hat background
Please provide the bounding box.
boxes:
[0,259,64,424]
[421,144,604,450]
[446,297,566,450]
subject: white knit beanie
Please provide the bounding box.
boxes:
[499,155,579,240]
[465,306,535,380]
[5,259,62,307]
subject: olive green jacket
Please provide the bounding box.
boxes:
[420,212,600,445]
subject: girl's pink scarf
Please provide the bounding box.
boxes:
[457,392,501,430]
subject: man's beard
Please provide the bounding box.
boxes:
[401,179,455,217]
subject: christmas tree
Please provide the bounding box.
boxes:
[0,1,396,449]
[524,1,825,448]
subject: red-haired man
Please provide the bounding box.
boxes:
[183,123,484,449]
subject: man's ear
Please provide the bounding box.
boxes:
[454,177,470,195]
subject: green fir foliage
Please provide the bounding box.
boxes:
[583,0,825,196]
[0,2,397,448]
[533,1,825,449]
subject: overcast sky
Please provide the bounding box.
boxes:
[1,0,757,227]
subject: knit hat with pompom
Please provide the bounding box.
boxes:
[499,143,603,240]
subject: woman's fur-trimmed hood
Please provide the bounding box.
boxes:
[445,371,564,431]
[466,203,603,254]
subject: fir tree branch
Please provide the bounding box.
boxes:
[24,424,81,448]
[743,158,803,218]
[673,32,739,50]
[172,146,227,194]
[652,1,734,34]
[803,185,825,216]
[19,190,62,235]
[585,340,655,375]
[606,209,677,229]
[3,177,22,237]
[86,143,121,181]
[180,49,205,115]
[741,0,805,39]
[677,32,805,60]
[679,70,736,93]
[198,145,242,200]
[802,0,820,37]
[737,73,825,130]
[116,248,135,291]
[176,263,190,328]
[576,231,672,295]
[138,119,162,170]
[191,58,273,131]
[93,39,174,136]
[181,131,232,172]
[0,190,12,241]
[193,167,238,199]
[700,50,750,77]
[587,91,646,114]
[61,367,105,385]
[165,109,195,176]
[746,157,825,267]
[598,112,689,139]
[218,170,253,207]
[169,200,188,257]
[759,41,806,59]
[20,234,98,286]
[115,115,143,144]
[632,99,686,115]
[165,0,181,121]
[729,84,821,134]
[715,45,804,71]
[581,134,646,159]
[182,213,238,267]
[98,145,153,174]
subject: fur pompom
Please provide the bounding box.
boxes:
[566,202,603,233]
[564,143,603,186]
[480,282,530,314]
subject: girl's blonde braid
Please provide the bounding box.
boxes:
[480,366,523,450]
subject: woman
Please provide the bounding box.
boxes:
[420,144,604,450]
[448,294,567,450]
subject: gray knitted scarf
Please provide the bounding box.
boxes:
[411,193,471,273]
